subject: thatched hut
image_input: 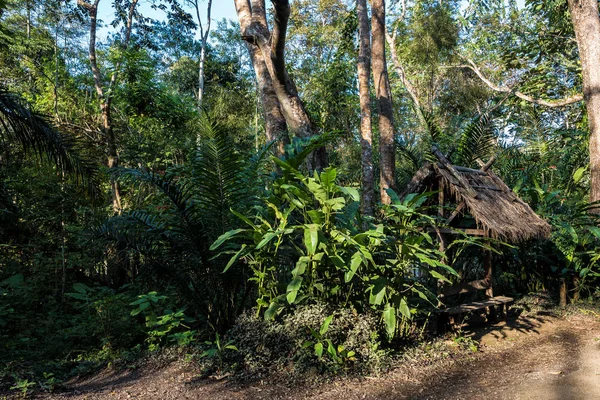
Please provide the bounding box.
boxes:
[401,147,551,299]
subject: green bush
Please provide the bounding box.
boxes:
[219,303,384,380]
[212,154,459,339]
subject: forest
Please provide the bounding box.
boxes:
[1,0,600,398]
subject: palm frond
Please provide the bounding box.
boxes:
[455,114,496,167]
[421,110,443,144]
[396,141,423,173]
[192,117,255,235]
[419,111,445,163]
[115,168,207,254]
[0,87,100,197]
[282,132,338,170]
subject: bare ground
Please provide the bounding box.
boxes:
[31,311,600,400]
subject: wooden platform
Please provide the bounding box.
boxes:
[436,296,514,333]
[439,296,514,316]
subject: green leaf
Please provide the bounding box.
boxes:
[292,257,310,276]
[573,166,587,184]
[325,197,346,211]
[256,231,278,250]
[320,168,337,189]
[399,298,411,319]
[307,210,323,223]
[1,274,24,288]
[210,229,247,250]
[306,180,328,202]
[330,255,345,269]
[65,292,89,301]
[345,252,363,283]
[340,186,359,201]
[383,304,396,338]
[264,301,279,320]
[386,188,402,204]
[314,342,324,358]
[320,315,334,336]
[326,339,337,359]
[304,225,319,255]
[369,277,387,305]
[286,277,303,304]
[222,244,248,273]
[200,348,218,358]
[429,269,451,283]
[589,226,600,240]
[72,282,89,294]
[302,340,314,349]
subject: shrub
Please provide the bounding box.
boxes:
[218,303,385,380]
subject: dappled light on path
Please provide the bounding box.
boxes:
[38,313,600,400]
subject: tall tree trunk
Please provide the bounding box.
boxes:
[79,0,138,213]
[235,0,326,170]
[235,0,288,157]
[249,44,289,157]
[192,0,212,112]
[372,0,395,204]
[568,0,600,209]
[357,0,374,218]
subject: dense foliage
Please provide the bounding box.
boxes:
[1,0,600,395]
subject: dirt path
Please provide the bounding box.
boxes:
[35,312,600,400]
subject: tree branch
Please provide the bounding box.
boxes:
[76,0,94,11]
[385,29,420,109]
[271,0,290,81]
[79,0,103,100]
[460,57,583,108]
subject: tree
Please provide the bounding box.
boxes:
[77,0,139,213]
[357,0,374,217]
[234,0,326,169]
[371,0,395,204]
[188,0,212,112]
[567,0,600,208]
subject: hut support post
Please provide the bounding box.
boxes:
[483,242,498,321]
[572,275,580,303]
[484,245,493,298]
[559,277,567,307]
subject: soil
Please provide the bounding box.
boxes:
[29,311,600,400]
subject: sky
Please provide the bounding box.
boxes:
[96,0,237,40]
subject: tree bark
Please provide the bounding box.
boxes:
[568,0,600,208]
[235,0,326,170]
[249,44,289,157]
[357,0,374,218]
[235,0,289,157]
[372,0,395,204]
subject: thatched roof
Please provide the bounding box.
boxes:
[401,151,551,243]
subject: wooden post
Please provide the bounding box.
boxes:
[559,277,567,307]
[572,275,580,303]
[483,245,493,298]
